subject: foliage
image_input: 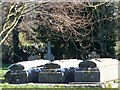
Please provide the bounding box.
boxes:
[115,42,120,60]
[1,2,25,45]
[18,2,117,59]
[91,2,116,58]
[0,2,118,62]
[115,2,120,60]
[116,2,120,41]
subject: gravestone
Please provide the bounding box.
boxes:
[74,58,120,83]
[27,54,38,60]
[44,41,54,61]
[4,67,43,84]
[4,60,50,84]
[39,63,66,83]
[4,70,31,84]
[88,51,100,59]
[75,60,100,82]
[38,59,83,83]
[43,63,61,69]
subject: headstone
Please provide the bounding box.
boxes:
[44,41,54,61]
[75,60,100,82]
[79,61,97,68]
[43,63,61,69]
[27,54,38,60]
[88,51,99,59]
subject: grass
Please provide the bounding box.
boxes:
[0,64,9,84]
[0,83,56,88]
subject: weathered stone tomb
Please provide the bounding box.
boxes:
[4,58,120,85]
[4,60,50,84]
[38,59,82,83]
[74,58,120,83]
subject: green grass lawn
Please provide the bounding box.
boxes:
[0,64,9,85]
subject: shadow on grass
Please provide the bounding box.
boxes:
[2,64,10,70]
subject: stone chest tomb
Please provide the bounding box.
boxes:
[38,63,65,83]
[4,60,50,84]
[74,58,120,83]
[75,60,100,82]
[4,58,120,84]
[4,41,120,85]
[38,59,82,83]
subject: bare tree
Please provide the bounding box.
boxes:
[1,2,117,59]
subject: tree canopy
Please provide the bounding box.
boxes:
[0,2,119,63]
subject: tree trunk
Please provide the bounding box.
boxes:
[12,28,20,63]
[0,3,2,83]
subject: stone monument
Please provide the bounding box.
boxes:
[27,54,38,60]
[39,63,66,83]
[4,60,50,84]
[38,59,83,83]
[74,58,120,84]
[88,51,99,59]
[44,41,54,61]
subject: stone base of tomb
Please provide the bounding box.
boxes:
[64,68,75,83]
[4,70,32,84]
[74,68,100,82]
[39,72,65,83]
